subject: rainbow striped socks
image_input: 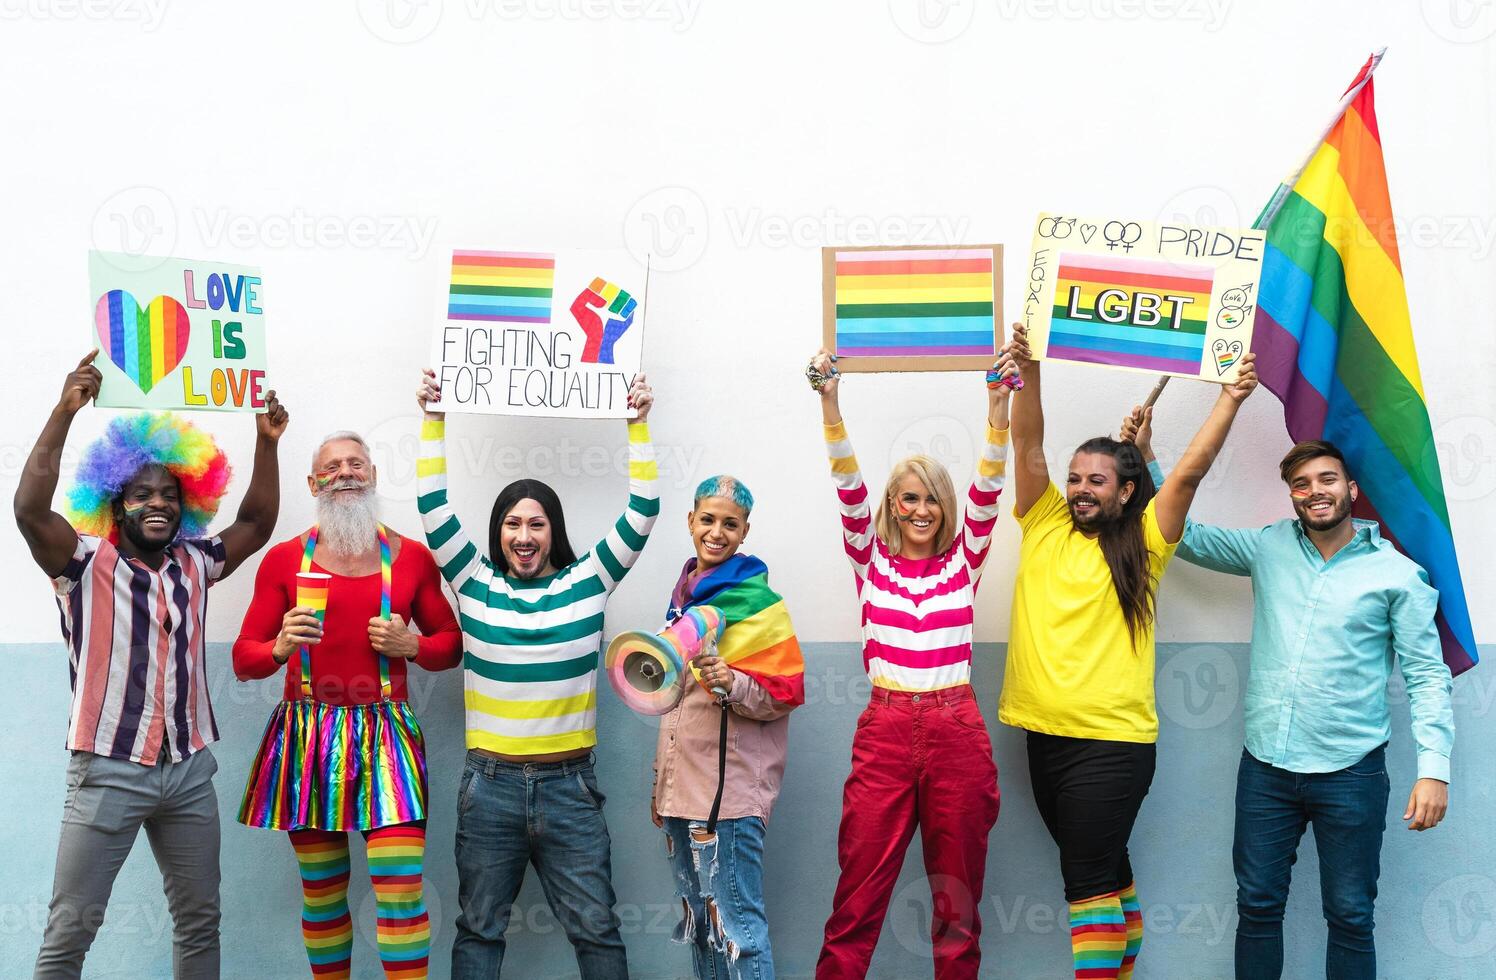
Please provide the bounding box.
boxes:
[289,826,430,979]
[1120,882,1143,979]
[290,830,354,979]
[366,825,432,979]
[1069,890,1128,979]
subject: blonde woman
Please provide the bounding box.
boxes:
[809,349,1014,980]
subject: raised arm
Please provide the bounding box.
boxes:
[216,391,289,579]
[14,352,100,577]
[1004,324,1049,518]
[1122,402,1260,575]
[588,374,659,591]
[416,368,484,590]
[1152,355,1258,544]
[810,349,872,581]
[963,362,1015,583]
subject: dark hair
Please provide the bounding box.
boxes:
[1073,437,1158,649]
[488,479,578,575]
[1278,440,1349,484]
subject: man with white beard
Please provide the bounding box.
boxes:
[232,430,462,980]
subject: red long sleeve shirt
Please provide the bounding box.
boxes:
[233,531,463,705]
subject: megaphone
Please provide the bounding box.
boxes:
[604,606,725,715]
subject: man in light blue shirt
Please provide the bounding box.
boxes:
[1126,407,1454,980]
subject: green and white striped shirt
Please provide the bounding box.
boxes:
[417,418,659,754]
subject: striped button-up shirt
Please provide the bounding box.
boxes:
[53,533,227,765]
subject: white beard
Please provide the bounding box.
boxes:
[316,487,379,557]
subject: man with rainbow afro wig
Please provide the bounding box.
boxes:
[16,351,289,980]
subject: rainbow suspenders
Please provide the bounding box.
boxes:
[298,524,394,700]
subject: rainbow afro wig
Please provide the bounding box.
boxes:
[66,413,233,543]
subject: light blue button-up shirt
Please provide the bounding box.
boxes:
[1155,461,1455,780]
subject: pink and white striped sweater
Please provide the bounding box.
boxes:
[823,420,1010,692]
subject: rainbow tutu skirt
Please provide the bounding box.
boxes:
[238,698,427,832]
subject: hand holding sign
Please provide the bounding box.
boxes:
[571,277,637,365]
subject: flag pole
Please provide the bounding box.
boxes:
[1254,46,1387,230]
[1134,48,1388,407]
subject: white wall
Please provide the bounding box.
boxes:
[1,0,1492,648]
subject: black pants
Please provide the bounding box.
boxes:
[1026,730,1156,902]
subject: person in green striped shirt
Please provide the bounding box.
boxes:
[416,367,659,980]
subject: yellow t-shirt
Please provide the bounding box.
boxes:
[998,482,1178,743]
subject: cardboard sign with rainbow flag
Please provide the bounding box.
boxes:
[821,244,1004,372]
[88,251,270,412]
[433,248,647,419]
[1021,213,1267,383]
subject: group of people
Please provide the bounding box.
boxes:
[15,322,1453,980]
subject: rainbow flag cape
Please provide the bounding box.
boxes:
[1252,52,1476,675]
[669,553,805,705]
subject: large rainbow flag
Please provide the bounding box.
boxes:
[448,250,555,323]
[1252,52,1476,675]
[831,248,997,357]
[669,553,805,706]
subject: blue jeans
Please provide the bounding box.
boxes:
[663,816,773,980]
[1234,744,1389,980]
[450,751,628,980]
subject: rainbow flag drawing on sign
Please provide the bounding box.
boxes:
[1253,51,1476,675]
[448,250,555,323]
[832,248,996,357]
[1048,253,1212,375]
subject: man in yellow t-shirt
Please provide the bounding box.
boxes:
[1001,480,1177,742]
[996,324,1258,980]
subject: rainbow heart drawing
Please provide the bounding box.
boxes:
[1212,338,1243,376]
[95,290,191,394]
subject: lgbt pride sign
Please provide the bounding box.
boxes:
[821,244,1004,373]
[1021,214,1266,383]
[89,251,270,412]
[432,248,648,419]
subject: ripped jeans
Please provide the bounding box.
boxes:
[662,815,773,980]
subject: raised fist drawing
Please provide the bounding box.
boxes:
[570,277,637,364]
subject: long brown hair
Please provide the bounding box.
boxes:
[1073,437,1157,648]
